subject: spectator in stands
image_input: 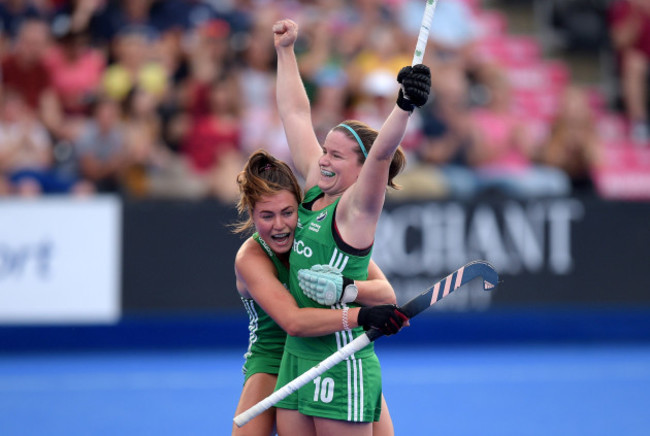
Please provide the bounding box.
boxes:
[0,0,591,201]
[411,63,478,200]
[347,22,421,150]
[44,26,105,116]
[608,0,650,144]
[0,89,52,196]
[0,89,92,195]
[536,85,601,194]
[240,88,295,174]
[352,69,401,129]
[119,86,205,199]
[74,96,127,193]
[50,0,102,35]
[1,18,64,138]
[309,70,350,144]
[120,86,164,198]
[191,19,233,75]
[43,25,106,145]
[1,18,51,109]
[101,25,169,105]
[397,0,480,72]
[0,0,47,41]
[346,22,411,102]
[180,18,234,109]
[149,20,233,162]
[237,13,277,113]
[88,0,186,47]
[218,0,255,36]
[467,64,571,198]
[181,73,246,202]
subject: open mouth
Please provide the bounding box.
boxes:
[320,168,335,178]
[271,232,291,243]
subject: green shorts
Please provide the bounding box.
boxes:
[242,352,282,384]
[275,349,382,422]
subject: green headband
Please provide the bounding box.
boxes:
[337,123,367,158]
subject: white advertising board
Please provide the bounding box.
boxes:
[0,196,121,324]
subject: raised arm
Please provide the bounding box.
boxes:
[337,65,431,247]
[273,19,322,187]
[350,107,411,217]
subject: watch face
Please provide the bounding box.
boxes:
[342,282,359,304]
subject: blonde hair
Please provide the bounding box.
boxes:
[233,149,302,234]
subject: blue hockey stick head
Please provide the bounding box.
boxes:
[399,260,499,319]
[465,260,499,291]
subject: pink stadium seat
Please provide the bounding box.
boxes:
[512,89,562,120]
[593,141,650,200]
[505,61,570,91]
[474,35,542,66]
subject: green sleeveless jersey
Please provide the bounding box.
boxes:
[241,232,289,381]
[286,186,375,360]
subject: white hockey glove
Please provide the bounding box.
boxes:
[297,264,358,306]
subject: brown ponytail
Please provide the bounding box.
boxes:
[233,149,302,234]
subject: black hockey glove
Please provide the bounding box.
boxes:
[357,304,409,336]
[396,64,431,112]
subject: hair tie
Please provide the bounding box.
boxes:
[337,123,367,158]
[261,163,272,172]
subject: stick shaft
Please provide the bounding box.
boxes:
[233,333,372,427]
[234,260,497,428]
[412,0,438,65]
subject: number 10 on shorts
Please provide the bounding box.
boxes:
[313,376,335,403]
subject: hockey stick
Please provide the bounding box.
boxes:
[233,260,498,427]
[412,0,438,66]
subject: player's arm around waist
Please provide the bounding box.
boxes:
[236,241,361,336]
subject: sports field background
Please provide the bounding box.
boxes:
[2,341,650,435]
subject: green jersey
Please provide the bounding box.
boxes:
[276,187,382,423]
[240,232,289,382]
[285,186,375,360]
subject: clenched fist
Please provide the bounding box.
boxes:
[272,19,298,48]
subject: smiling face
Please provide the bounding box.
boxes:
[252,190,299,255]
[318,130,363,195]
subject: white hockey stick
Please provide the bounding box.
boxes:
[412,0,438,65]
[233,260,498,428]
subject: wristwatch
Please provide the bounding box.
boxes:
[340,277,358,304]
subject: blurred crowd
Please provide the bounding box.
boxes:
[0,0,644,202]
